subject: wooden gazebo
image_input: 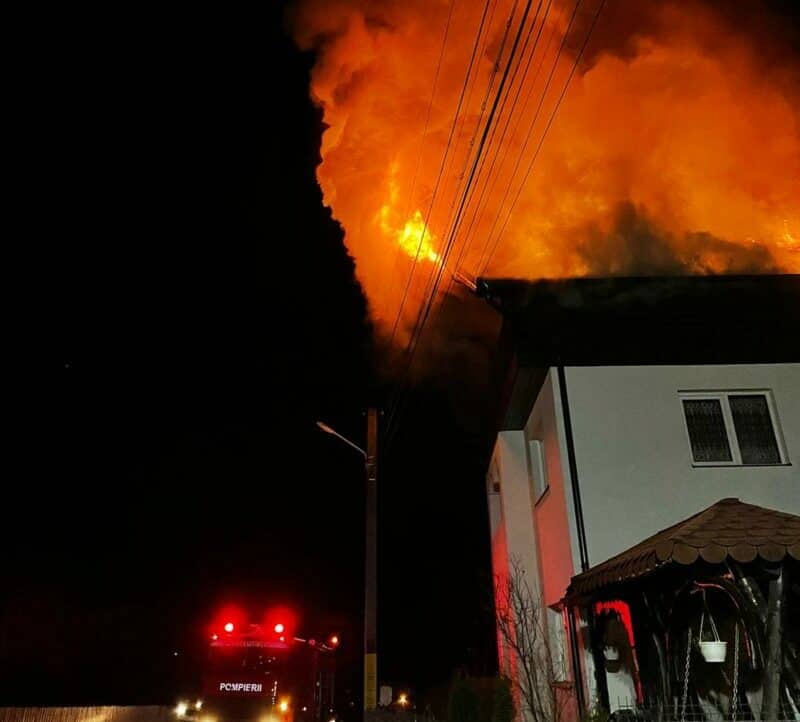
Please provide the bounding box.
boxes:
[566,498,800,721]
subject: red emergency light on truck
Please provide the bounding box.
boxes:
[196,606,338,722]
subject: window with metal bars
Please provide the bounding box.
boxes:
[680,391,786,466]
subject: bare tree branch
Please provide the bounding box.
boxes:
[495,558,574,722]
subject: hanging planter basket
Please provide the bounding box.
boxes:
[699,640,727,663]
[697,604,727,663]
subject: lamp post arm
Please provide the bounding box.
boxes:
[315,421,367,458]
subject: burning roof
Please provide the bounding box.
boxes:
[291,0,800,336]
[479,274,800,366]
[477,274,800,429]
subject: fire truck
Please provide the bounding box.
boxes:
[186,607,338,722]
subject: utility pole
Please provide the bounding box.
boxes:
[315,411,379,720]
[364,408,378,717]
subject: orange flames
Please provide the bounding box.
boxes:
[377,171,441,265]
[291,0,800,331]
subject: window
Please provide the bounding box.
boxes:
[547,607,570,682]
[528,439,548,501]
[680,391,786,466]
[729,395,781,465]
[683,398,732,462]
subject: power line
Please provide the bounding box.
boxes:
[385,0,606,454]
[383,0,497,442]
[410,0,536,315]
[381,0,458,328]
[453,0,555,279]
[481,0,606,276]
[430,0,517,293]
[384,0,523,447]
[433,0,536,278]
[402,0,523,341]
[441,0,544,255]
[388,0,494,350]
[385,0,538,446]
[437,0,502,230]
[476,0,584,275]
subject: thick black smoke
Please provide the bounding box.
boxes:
[573,202,780,277]
[576,0,800,80]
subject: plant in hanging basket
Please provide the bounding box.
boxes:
[699,640,727,663]
[697,603,727,663]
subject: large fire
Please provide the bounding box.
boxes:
[290,0,800,333]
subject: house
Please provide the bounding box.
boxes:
[479,275,800,721]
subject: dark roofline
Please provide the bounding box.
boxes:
[477,274,800,368]
[481,275,800,429]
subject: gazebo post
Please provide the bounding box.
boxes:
[566,604,588,715]
[762,563,785,722]
[641,589,670,709]
[587,604,611,713]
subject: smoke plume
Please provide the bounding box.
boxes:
[290,0,800,333]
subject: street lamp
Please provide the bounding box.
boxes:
[316,411,378,717]
[316,422,367,457]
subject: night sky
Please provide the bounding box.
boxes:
[5,3,497,709]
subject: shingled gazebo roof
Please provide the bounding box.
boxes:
[569,498,800,597]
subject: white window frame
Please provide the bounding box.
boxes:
[546,606,570,682]
[679,390,788,467]
[527,439,548,502]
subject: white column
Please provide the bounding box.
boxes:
[496,430,541,591]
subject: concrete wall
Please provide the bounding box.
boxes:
[0,708,174,722]
[564,363,800,567]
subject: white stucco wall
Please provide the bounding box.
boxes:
[564,363,800,567]
[493,430,541,595]
[488,374,584,606]
[491,428,586,721]
[524,371,582,606]
[489,376,590,711]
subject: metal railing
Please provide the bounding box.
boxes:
[607,698,799,722]
[0,707,174,722]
